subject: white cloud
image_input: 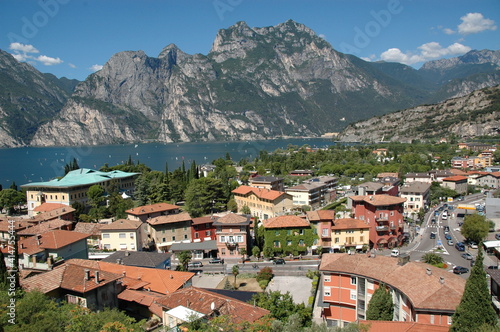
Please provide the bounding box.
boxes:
[36,55,63,66]
[443,28,455,35]
[89,64,103,72]
[380,42,471,65]
[9,42,39,54]
[68,63,76,69]
[458,13,497,35]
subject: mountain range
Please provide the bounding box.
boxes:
[1,20,499,148]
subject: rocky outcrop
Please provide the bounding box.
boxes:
[337,85,500,143]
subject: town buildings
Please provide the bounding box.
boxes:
[350,194,406,249]
[285,176,337,209]
[399,182,431,218]
[126,202,181,223]
[232,185,293,219]
[213,213,251,259]
[262,215,317,256]
[22,168,139,216]
[441,176,468,194]
[319,254,466,328]
[99,219,147,252]
[330,218,370,252]
[249,175,285,191]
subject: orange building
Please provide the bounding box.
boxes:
[319,254,465,328]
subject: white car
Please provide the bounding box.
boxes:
[391,249,400,257]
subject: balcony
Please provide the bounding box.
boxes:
[225,241,238,248]
[375,215,389,222]
[376,225,389,232]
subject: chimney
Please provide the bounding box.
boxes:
[125,251,130,257]
[36,234,41,246]
[95,271,100,284]
[426,268,432,276]
[170,274,173,279]
[116,258,122,265]
[439,277,445,284]
[84,269,90,281]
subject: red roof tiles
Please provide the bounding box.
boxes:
[232,185,288,201]
[126,203,180,216]
[263,215,310,228]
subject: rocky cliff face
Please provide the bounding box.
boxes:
[0,50,71,147]
[29,20,422,147]
[337,85,500,143]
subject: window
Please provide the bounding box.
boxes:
[195,232,199,238]
[324,275,331,282]
[346,230,354,233]
[299,229,304,235]
[273,240,280,248]
[237,235,243,243]
[275,231,280,236]
[287,240,292,246]
[287,229,292,235]
[240,226,245,232]
[351,277,357,285]
[130,233,134,238]
[184,234,188,239]
[335,237,340,243]
[206,230,211,236]
[119,233,126,238]
[299,239,305,246]
[350,290,357,300]
[322,228,329,237]
[448,316,452,325]
[172,236,176,241]
[120,244,127,249]
[221,248,226,255]
[324,287,331,297]
[334,230,341,235]
[102,233,110,239]
[220,236,226,242]
[104,244,110,249]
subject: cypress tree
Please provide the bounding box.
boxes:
[451,247,498,331]
[366,283,394,321]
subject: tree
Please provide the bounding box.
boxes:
[87,185,105,209]
[184,177,225,217]
[177,251,192,271]
[421,253,444,267]
[240,248,247,262]
[64,157,79,175]
[366,283,394,321]
[232,265,239,289]
[227,198,238,213]
[252,246,261,260]
[250,291,312,326]
[451,248,498,331]
[107,193,134,219]
[461,214,490,243]
[240,205,251,215]
[0,189,25,214]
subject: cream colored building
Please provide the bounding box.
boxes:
[22,168,139,216]
[146,212,192,252]
[231,185,293,220]
[330,218,370,252]
[100,219,147,251]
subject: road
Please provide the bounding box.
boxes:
[401,193,486,278]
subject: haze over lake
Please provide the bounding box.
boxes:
[0,138,334,188]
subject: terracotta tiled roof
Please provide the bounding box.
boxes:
[358,320,450,332]
[33,203,68,212]
[449,169,468,176]
[22,264,121,294]
[263,215,310,229]
[191,216,218,225]
[155,287,269,324]
[213,213,251,226]
[332,218,369,230]
[350,194,406,206]
[18,230,89,255]
[28,206,75,223]
[306,210,335,222]
[0,220,31,232]
[18,219,73,236]
[147,212,192,226]
[400,182,431,194]
[66,259,194,295]
[232,185,288,201]
[118,289,164,307]
[126,203,180,216]
[320,254,465,312]
[100,219,142,230]
[74,222,103,236]
[442,175,468,182]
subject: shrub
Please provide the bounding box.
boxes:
[259,279,269,290]
[257,266,273,282]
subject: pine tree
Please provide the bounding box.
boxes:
[451,247,498,331]
[366,283,394,321]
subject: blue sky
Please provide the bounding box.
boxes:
[1,0,499,81]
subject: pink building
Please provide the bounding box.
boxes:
[213,213,251,259]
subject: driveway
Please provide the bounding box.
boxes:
[266,276,312,305]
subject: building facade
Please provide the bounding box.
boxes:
[329,218,370,252]
[319,254,465,328]
[146,212,193,252]
[400,181,431,217]
[22,168,139,216]
[262,215,317,256]
[213,213,251,259]
[350,194,406,249]
[100,219,147,252]
[232,185,293,220]
[126,203,181,223]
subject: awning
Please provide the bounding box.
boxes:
[170,240,218,252]
[333,245,341,249]
[356,245,363,249]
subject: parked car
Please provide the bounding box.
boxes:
[468,242,478,249]
[445,234,452,241]
[209,258,224,264]
[461,253,473,260]
[443,225,450,232]
[453,266,469,274]
[391,249,400,257]
[188,261,203,268]
[273,258,286,265]
[455,242,465,251]
[495,233,500,240]
[430,232,436,239]
[447,240,454,246]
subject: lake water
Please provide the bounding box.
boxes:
[0,138,334,188]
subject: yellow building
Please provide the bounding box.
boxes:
[330,218,370,252]
[99,219,147,251]
[22,168,139,216]
[231,185,293,220]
